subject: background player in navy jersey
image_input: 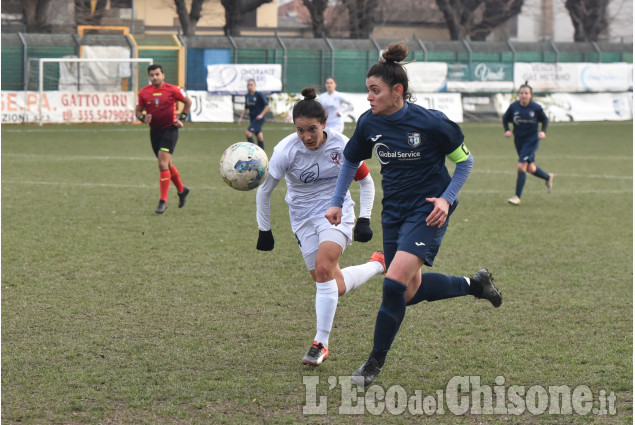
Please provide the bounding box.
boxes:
[238,79,270,150]
[136,64,191,214]
[325,42,502,386]
[503,82,553,205]
[256,87,384,367]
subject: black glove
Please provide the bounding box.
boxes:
[353,217,373,242]
[257,230,275,251]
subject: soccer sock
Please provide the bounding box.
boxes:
[406,273,470,306]
[314,279,339,347]
[159,169,171,202]
[515,171,527,198]
[247,136,255,144]
[370,278,407,362]
[258,140,265,150]
[532,166,550,180]
[169,165,184,193]
[341,261,384,295]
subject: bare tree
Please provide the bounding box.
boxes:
[435,0,523,40]
[564,0,609,41]
[22,0,54,32]
[220,0,274,36]
[302,0,329,38]
[341,0,380,39]
[75,0,108,26]
[174,0,207,36]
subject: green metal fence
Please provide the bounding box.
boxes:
[2,33,632,93]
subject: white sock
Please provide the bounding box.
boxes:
[341,261,384,295]
[314,279,338,347]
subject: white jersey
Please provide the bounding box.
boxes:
[262,129,356,232]
[317,91,353,133]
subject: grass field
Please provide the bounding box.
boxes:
[2,120,633,424]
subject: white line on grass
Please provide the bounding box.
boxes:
[471,169,632,180]
[4,180,631,194]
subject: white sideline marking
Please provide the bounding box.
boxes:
[470,169,632,180]
[3,180,631,195]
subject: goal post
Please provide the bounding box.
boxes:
[31,57,153,125]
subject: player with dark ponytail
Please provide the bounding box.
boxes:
[256,87,384,367]
[325,42,502,386]
[503,81,552,205]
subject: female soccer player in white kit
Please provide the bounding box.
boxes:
[256,87,385,366]
[318,77,354,134]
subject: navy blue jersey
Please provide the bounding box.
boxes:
[502,100,548,143]
[344,103,464,223]
[245,91,269,121]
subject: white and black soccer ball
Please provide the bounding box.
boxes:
[219,142,269,191]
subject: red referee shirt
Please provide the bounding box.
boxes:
[137,82,187,130]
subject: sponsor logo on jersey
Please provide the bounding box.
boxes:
[373,142,422,165]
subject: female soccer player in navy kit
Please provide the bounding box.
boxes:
[256,87,384,367]
[503,82,553,205]
[325,42,502,386]
[238,79,270,150]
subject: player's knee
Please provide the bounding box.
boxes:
[314,262,335,283]
[383,278,407,298]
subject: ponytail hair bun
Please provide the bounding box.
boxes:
[301,87,317,101]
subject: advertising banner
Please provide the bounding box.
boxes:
[188,91,233,122]
[1,91,135,124]
[206,64,282,94]
[493,91,632,122]
[513,63,633,92]
[404,62,448,93]
[447,63,514,92]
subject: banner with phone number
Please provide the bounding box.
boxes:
[1,91,135,124]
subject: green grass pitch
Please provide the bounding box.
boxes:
[2,120,632,424]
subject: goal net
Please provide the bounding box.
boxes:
[26,57,153,124]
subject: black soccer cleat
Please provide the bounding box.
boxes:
[351,356,383,387]
[155,200,168,214]
[178,186,190,208]
[469,269,502,307]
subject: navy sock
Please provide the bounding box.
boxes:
[533,166,550,180]
[247,136,255,144]
[406,273,470,306]
[370,278,407,362]
[515,171,526,197]
[258,140,265,149]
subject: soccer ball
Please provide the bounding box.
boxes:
[219,142,269,191]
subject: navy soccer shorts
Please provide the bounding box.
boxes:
[515,137,539,163]
[248,117,265,134]
[150,126,179,157]
[382,202,458,268]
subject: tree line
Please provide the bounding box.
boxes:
[15,0,615,42]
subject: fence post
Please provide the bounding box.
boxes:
[413,35,427,62]
[324,34,335,79]
[462,39,472,65]
[275,31,287,92]
[591,41,602,63]
[18,32,27,91]
[549,40,559,63]
[227,34,237,64]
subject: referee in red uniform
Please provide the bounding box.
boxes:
[136,64,192,214]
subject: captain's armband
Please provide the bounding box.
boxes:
[447,143,471,164]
